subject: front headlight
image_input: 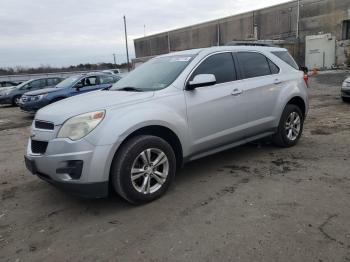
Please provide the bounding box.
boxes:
[57,110,105,140]
[33,94,47,101]
[342,82,350,89]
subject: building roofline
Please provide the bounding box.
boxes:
[134,0,296,41]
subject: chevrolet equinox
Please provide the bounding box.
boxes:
[25,46,309,204]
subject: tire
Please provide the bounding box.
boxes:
[342,97,350,103]
[12,95,21,106]
[272,104,304,147]
[111,135,176,204]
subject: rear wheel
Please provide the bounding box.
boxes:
[111,135,176,204]
[272,104,304,147]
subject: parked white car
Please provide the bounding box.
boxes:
[341,77,350,102]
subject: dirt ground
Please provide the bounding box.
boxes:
[0,71,350,262]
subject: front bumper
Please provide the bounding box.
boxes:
[341,89,350,98]
[25,128,114,198]
[19,99,49,113]
[25,157,108,198]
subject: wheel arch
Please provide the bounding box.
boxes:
[111,125,184,170]
[286,96,306,118]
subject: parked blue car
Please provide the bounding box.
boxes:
[19,73,121,113]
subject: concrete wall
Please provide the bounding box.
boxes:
[134,0,350,66]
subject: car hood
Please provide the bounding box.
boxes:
[36,90,155,124]
[25,87,59,96]
[0,86,16,94]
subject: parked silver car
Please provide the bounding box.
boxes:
[341,77,350,102]
[25,46,308,204]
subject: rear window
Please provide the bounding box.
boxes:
[271,51,299,70]
[236,52,272,79]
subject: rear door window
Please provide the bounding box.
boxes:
[236,52,272,79]
[190,52,236,85]
[100,75,115,84]
[47,78,60,86]
[271,51,299,70]
[268,59,280,74]
[30,79,47,89]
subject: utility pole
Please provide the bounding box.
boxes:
[296,0,302,66]
[144,24,146,37]
[123,15,130,72]
[296,0,300,39]
[113,53,117,68]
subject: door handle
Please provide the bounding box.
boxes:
[274,79,282,85]
[231,88,243,96]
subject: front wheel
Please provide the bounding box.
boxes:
[111,135,176,204]
[272,104,304,147]
[12,95,21,106]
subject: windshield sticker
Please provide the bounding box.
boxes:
[169,57,192,62]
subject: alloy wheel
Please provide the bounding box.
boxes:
[285,111,301,141]
[130,148,169,194]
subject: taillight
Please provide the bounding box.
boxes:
[303,74,309,87]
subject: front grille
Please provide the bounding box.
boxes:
[31,140,48,154]
[35,120,54,130]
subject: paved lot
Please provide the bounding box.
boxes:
[0,72,350,262]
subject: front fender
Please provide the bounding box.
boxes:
[85,101,189,155]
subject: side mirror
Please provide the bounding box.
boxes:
[187,74,216,90]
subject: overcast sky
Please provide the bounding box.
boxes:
[0,0,291,68]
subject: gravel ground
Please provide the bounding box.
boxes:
[0,71,350,262]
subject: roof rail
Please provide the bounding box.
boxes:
[225,41,278,47]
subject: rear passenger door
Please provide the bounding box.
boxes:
[233,51,281,135]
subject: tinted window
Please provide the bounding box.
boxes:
[271,51,299,70]
[191,53,236,84]
[268,59,280,74]
[100,75,115,84]
[30,79,46,89]
[47,78,61,86]
[236,52,271,79]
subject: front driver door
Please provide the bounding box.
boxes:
[184,52,248,155]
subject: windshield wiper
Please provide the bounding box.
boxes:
[115,86,143,92]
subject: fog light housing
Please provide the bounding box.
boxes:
[56,160,83,180]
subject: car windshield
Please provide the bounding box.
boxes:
[110,55,195,91]
[56,75,81,88]
[17,80,33,90]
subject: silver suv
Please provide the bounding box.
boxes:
[25,46,308,204]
